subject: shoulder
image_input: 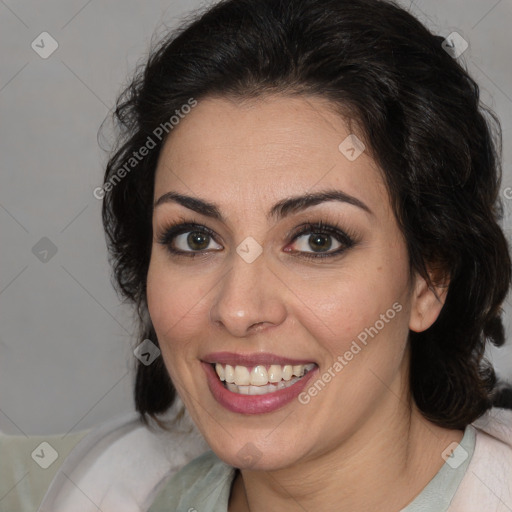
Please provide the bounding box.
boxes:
[148,450,236,512]
[450,407,512,511]
[37,407,209,512]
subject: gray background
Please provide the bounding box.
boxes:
[1,0,511,436]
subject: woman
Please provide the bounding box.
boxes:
[99,0,512,509]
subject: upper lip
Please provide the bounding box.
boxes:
[202,352,317,367]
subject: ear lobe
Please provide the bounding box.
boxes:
[409,269,450,333]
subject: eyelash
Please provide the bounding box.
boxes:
[156,218,357,260]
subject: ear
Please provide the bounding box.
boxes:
[409,267,450,333]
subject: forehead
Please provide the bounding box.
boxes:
[153,95,388,216]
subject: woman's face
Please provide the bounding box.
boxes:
[147,94,438,470]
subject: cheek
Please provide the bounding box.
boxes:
[297,256,411,360]
[146,255,208,355]
[301,281,411,410]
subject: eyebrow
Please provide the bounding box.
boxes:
[153,189,373,221]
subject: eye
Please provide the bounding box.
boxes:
[293,233,340,253]
[157,222,223,257]
[286,221,355,259]
[174,231,222,252]
[157,219,357,260]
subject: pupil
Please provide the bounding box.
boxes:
[310,233,331,252]
[188,232,209,250]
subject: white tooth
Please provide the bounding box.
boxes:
[234,365,251,385]
[225,364,235,383]
[225,375,303,395]
[268,365,282,383]
[247,385,269,395]
[250,365,269,385]
[215,363,225,381]
[292,365,305,377]
[226,382,238,393]
[282,365,293,381]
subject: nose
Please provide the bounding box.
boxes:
[209,250,287,337]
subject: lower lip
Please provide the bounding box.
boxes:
[202,362,319,414]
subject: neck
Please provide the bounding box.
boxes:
[229,399,464,512]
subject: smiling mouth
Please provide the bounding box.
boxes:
[211,362,317,395]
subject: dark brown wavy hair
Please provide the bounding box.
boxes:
[101,0,512,430]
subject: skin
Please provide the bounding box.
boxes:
[146,94,463,511]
